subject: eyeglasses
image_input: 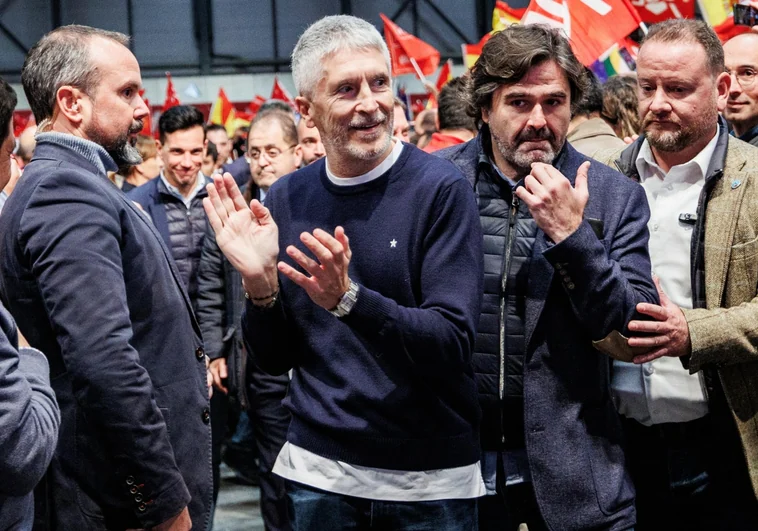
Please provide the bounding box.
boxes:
[726,68,757,88]
[248,144,297,162]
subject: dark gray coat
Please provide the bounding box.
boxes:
[0,136,213,530]
[0,303,59,530]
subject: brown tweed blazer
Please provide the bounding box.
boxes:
[595,138,758,498]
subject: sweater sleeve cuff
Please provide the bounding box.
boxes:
[542,220,600,265]
[342,284,396,335]
[17,347,51,385]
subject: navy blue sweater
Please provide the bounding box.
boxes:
[242,143,484,471]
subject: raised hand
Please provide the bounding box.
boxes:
[203,173,279,298]
[515,161,590,243]
[278,226,352,311]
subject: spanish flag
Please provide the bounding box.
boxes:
[461,34,491,70]
[209,88,238,137]
[435,60,453,93]
[492,0,526,32]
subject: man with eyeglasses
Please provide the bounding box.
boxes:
[247,111,303,201]
[594,19,758,529]
[198,108,300,531]
[724,33,758,146]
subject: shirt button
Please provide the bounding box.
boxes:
[566,282,575,290]
[195,347,205,361]
[202,408,211,424]
[653,224,659,231]
[645,364,655,375]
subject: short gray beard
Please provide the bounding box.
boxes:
[326,110,393,162]
[492,127,559,177]
[87,119,144,167]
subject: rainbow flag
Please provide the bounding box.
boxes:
[591,45,634,83]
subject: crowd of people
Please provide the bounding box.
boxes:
[0,12,757,531]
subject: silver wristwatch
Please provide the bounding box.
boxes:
[329,279,360,318]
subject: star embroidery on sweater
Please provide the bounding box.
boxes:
[390,239,397,248]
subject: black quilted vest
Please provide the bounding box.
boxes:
[475,161,538,450]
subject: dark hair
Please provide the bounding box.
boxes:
[641,19,724,77]
[22,25,129,126]
[438,76,476,132]
[257,100,295,117]
[0,76,17,144]
[601,75,641,138]
[249,111,298,149]
[393,97,407,112]
[572,68,603,118]
[205,123,227,136]
[158,105,205,143]
[206,141,219,162]
[468,24,588,125]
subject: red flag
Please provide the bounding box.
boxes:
[162,73,181,112]
[137,89,152,136]
[380,13,440,77]
[435,60,454,93]
[714,16,749,43]
[522,0,643,66]
[247,95,267,116]
[409,93,432,116]
[271,77,297,110]
[629,0,695,23]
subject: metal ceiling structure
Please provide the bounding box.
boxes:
[0,0,507,81]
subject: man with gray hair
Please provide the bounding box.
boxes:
[437,24,657,530]
[0,25,212,531]
[204,14,484,530]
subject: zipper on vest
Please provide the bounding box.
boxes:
[498,194,520,410]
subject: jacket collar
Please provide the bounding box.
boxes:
[33,132,118,176]
[615,115,731,184]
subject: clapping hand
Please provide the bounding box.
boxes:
[203,173,279,298]
[279,227,352,311]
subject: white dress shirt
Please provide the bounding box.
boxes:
[272,140,485,501]
[611,129,719,426]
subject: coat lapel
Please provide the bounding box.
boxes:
[120,194,202,338]
[703,145,749,307]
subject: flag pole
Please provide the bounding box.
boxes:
[409,58,428,84]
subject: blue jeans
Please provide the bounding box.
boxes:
[286,481,478,530]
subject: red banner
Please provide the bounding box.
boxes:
[380,13,440,77]
[522,0,643,66]
[629,0,695,23]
